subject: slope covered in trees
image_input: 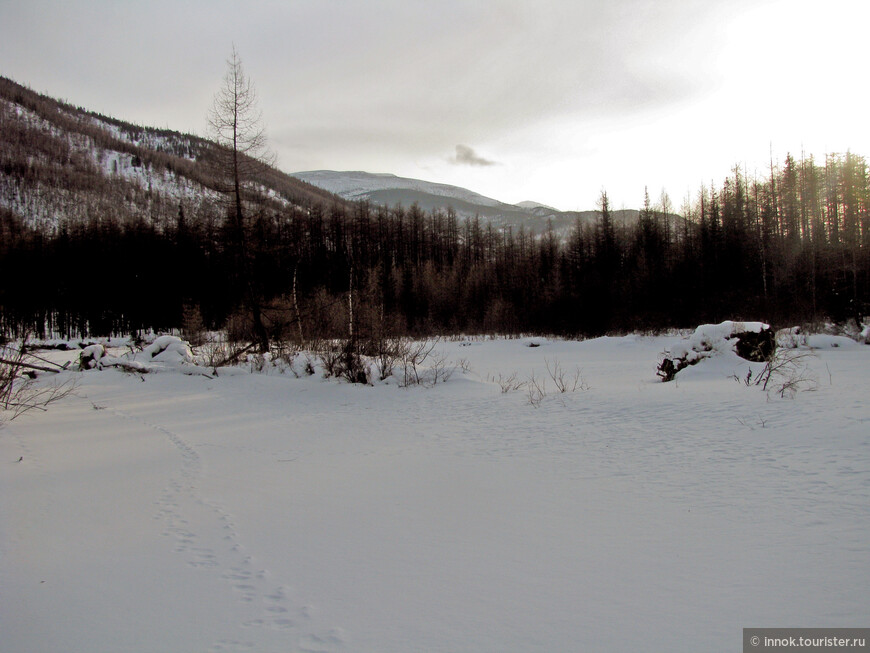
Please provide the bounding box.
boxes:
[0,76,343,231]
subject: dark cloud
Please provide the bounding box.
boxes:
[451,145,497,167]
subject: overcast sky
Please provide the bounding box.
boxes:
[2,0,868,210]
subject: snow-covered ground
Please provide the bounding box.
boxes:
[1,334,868,653]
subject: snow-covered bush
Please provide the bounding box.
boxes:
[142,335,193,364]
[658,321,774,382]
[79,344,108,370]
[777,326,808,349]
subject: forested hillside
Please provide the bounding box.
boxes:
[0,77,867,341]
[0,76,342,230]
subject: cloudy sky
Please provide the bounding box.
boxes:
[2,0,868,210]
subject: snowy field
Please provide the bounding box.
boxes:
[1,333,868,653]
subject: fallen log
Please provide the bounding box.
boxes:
[0,357,64,374]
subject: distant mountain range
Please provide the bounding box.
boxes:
[292,170,642,237]
[0,75,654,239]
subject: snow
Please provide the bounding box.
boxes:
[291,170,506,208]
[515,200,559,211]
[94,148,218,205]
[1,335,869,652]
[804,334,862,349]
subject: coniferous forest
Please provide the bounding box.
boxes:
[1,151,868,342]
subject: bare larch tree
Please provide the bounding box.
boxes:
[207,45,275,352]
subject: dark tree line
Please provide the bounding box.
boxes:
[1,152,868,342]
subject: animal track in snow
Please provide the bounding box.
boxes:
[102,403,345,649]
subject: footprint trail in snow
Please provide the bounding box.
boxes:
[105,406,346,652]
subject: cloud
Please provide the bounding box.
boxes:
[450,145,498,167]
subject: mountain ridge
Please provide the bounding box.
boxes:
[291,170,648,237]
[291,170,509,208]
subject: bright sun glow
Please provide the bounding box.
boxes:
[410,1,870,211]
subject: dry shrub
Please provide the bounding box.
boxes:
[1,337,76,422]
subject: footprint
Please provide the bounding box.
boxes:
[222,569,252,582]
[298,629,346,652]
[209,639,254,652]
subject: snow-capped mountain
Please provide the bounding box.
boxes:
[291,170,629,236]
[291,170,506,208]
